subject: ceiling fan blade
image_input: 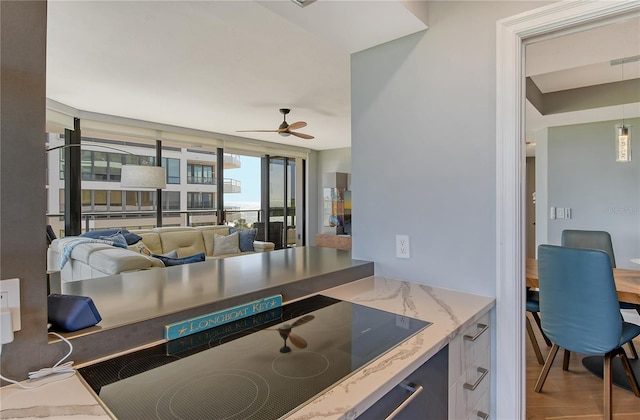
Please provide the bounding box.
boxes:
[287,121,307,131]
[236,129,281,133]
[290,131,314,140]
[291,314,315,328]
[288,332,308,349]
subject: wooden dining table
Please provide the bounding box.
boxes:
[526,258,640,305]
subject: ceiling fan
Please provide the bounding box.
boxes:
[237,108,314,140]
[271,314,315,353]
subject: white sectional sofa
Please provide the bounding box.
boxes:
[48,225,275,283]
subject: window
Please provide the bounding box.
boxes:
[187,163,214,184]
[187,192,214,209]
[125,191,139,211]
[110,190,123,209]
[162,191,180,210]
[224,154,258,227]
[94,190,108,211]
[163,158,180,184]
[81,190,91,211]
[140,191,155,211]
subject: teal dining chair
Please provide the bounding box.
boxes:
[534,245,640,419]
[526,288,551,365]
[562,229,639,360]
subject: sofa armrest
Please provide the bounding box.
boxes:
[253,241,275,252]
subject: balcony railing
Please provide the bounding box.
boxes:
[224,178,241,193]
[224,154,241,168]
[187,176,215,185]
[46,209,263,237]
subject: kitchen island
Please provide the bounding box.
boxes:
[0,275,494,419]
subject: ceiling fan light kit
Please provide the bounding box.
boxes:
[237,108,314,140]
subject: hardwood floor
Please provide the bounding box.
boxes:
[526,313,640,419]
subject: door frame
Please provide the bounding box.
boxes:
[495,1,640,418]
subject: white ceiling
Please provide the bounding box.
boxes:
[525,15,640,144]
[46,0,427,151]
[46,1,639,151]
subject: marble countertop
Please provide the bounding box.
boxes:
[0,276,494,419]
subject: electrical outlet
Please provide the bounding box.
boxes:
[0,278,20,331]
[396,235,410,259]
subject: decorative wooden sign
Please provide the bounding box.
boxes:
[164,295,282,340]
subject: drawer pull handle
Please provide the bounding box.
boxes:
[477,410,490,419]
[384,381,424,420]
[463,367,489,391]
[464,323,489,342]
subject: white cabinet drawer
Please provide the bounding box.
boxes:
[466,388,491,420]
[467,390,491,420]
[449,312,490,383]
[449,348,490,419]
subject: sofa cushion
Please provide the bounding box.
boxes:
[197,226,230,256]
[80,228,142,245]
[128,241,152,256]
[88,247,164,275]
[159,230,206,258]
[213,232,240,256]
[55,239,113,265]
[230,228,257,252]
[137,232,163,255]
[152,252,205,267]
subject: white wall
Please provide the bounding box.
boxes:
[351,1,546,294]
[350,1,552,415]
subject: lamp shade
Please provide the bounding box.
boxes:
[121,165,166,189]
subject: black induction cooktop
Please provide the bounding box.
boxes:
[79,295,431,420]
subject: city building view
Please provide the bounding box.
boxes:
[45,132,301,249]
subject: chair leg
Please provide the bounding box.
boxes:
[535,343,559,393]
[618,348,640,397]
[603,352,613,420]
[627,340,639,360]
[526,316,544,365]
[531,312,552,346]
[562,349,571,371]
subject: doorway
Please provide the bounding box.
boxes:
[496,2,640,418]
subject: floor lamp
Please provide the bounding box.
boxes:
[121,164,166,227]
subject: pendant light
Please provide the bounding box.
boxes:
[615,124,631,162]
[614,56,632,163]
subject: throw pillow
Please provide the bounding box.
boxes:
[99,232,128,248]
[82,228,142,245]
[159,249,178,258]
[152,252,205,267]
[128,242,153,256]
[213,232,240,256]
[229,228,257,252]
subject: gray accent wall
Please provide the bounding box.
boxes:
[350,1,546,295]
[0,1,57,382]
[539,118,640,269]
